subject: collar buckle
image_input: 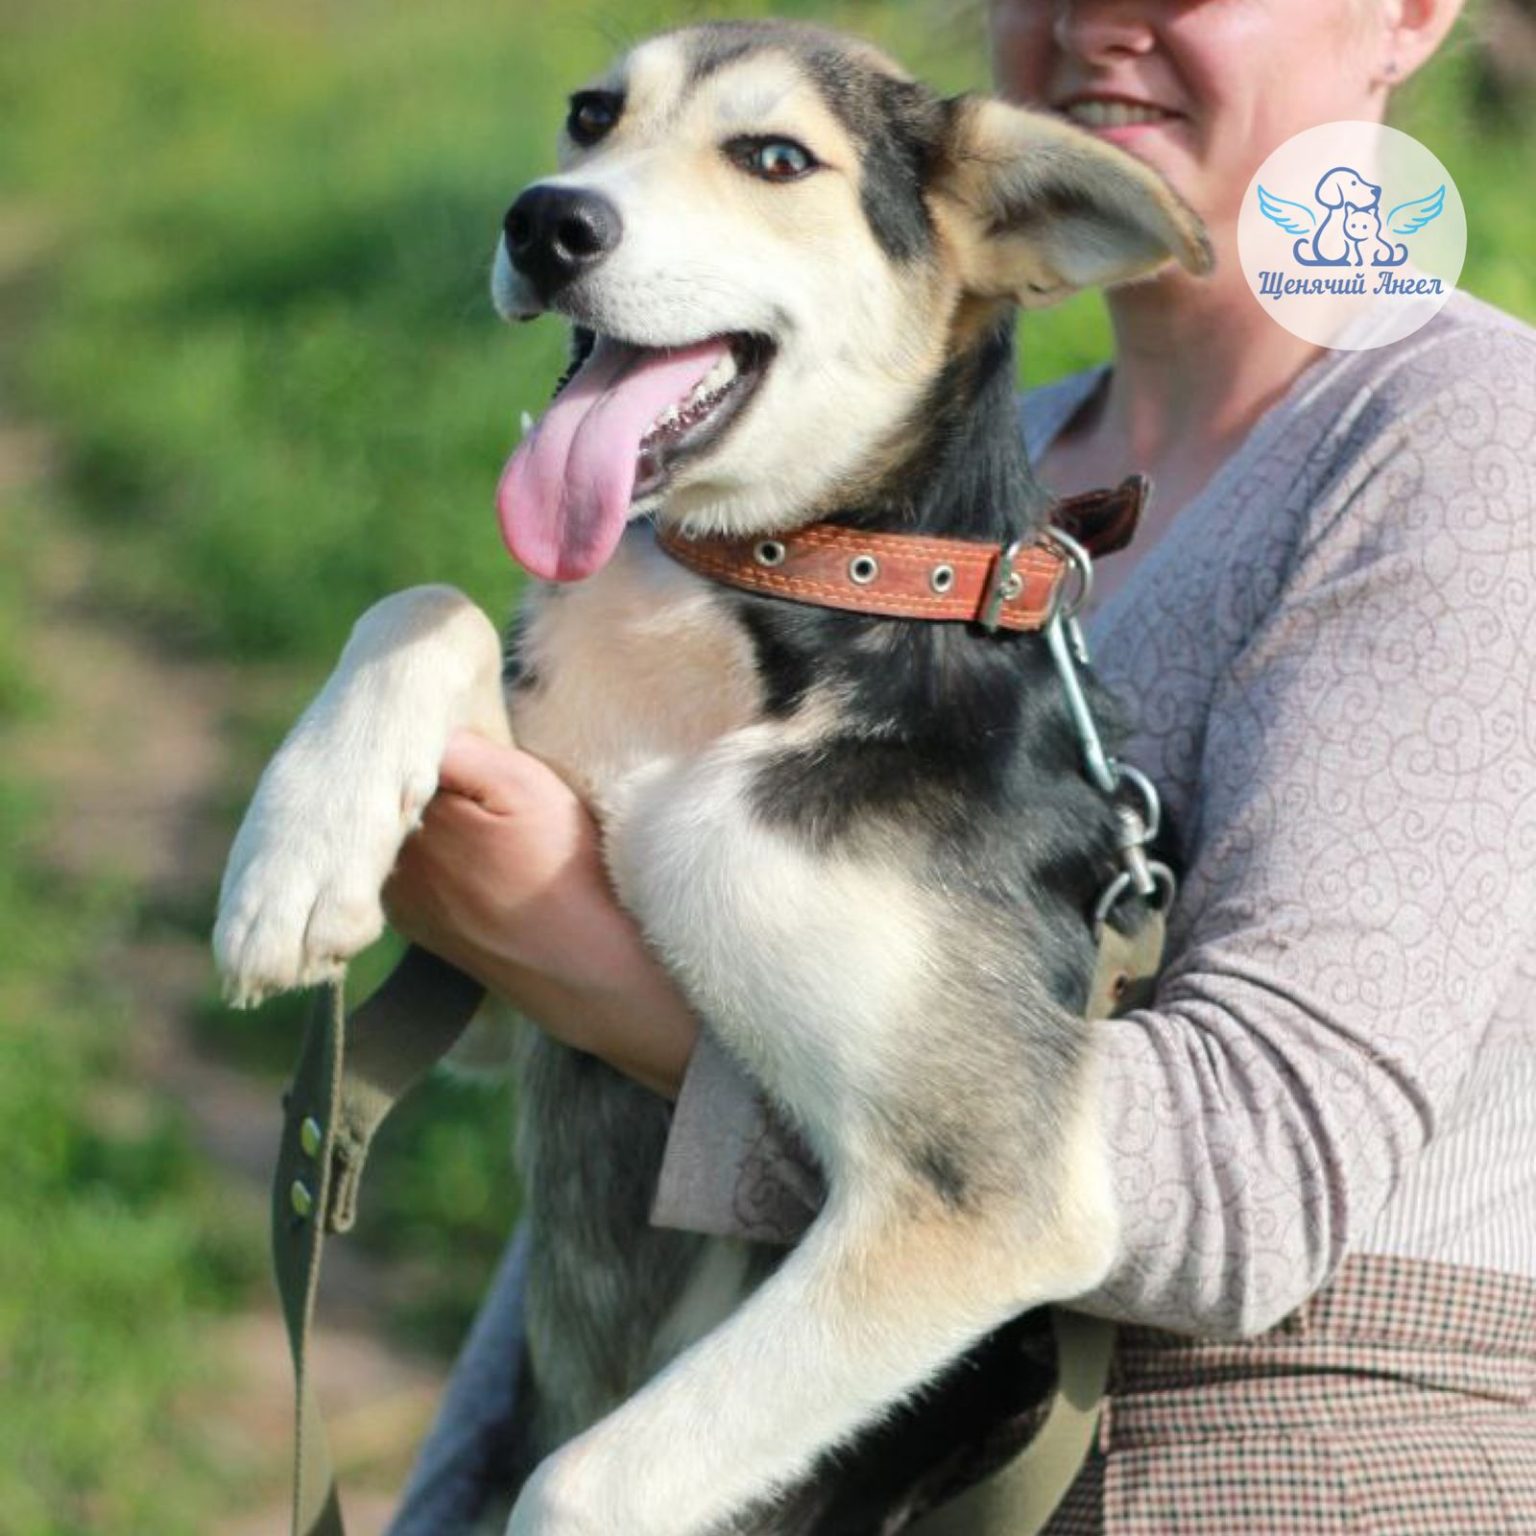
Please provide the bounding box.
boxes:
[978,539,1027,633]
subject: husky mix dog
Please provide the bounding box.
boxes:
[215,20,1208,1536]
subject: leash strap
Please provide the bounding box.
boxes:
[273,947,484,1536]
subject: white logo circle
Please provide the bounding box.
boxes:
[1238,121,1466,351]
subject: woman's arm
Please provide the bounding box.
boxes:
[382,732,823,1241]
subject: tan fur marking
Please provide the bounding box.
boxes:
[509,533,764,813]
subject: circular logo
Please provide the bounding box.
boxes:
[1238,121,1466,351]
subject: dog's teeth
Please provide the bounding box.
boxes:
[642,348,745,443]
[696,351,739,399]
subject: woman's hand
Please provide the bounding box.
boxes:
[382,730,699,1099]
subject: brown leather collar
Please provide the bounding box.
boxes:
[654,476,1147,634]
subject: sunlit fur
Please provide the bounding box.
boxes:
[217,19,1207,1535]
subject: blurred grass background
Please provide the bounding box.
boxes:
[0,0,1531,1530]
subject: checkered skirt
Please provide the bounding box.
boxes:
[1043,1255,1536,1534]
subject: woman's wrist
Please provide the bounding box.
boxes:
[453,891,701,1101]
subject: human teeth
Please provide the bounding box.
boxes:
[1065,101,1172,127]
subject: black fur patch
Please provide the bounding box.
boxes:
[801,59,942,261]
[912,1138,970,1209]
[734,319,1133,1001]
[502,603,542,695]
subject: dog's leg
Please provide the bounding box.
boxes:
[509,1174,1107,1536]
[506,740,1116,1536]
[215,584,509,1005]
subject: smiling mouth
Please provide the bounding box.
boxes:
[495,326,777,582]
[545,328,776,498]
[1058,99,1181,128]
[633,332,775,496]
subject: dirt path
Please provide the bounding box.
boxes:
[1,210,446,1535]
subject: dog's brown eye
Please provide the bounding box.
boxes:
[729,137,817,183]
[567,91,621,147]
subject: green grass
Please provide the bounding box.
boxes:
[0,505,263,1536]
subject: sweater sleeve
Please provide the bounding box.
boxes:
[651,336,1536,1337]
[1075,347,1536,1334]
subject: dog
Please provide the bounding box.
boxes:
[214,20,1208,1535]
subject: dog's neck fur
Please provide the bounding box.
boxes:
[823,315,1055,548]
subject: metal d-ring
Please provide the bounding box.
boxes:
[1093,860,1176,940]
[1109,760,1163,848]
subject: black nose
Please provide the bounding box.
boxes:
[503,186,622,297]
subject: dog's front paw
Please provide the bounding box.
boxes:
[214,751,436,1008]
[214,840,386,1009]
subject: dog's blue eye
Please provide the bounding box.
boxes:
[567,91,622,147]
[731,138,817,182]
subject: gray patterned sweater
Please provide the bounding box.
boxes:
[650,290,1536,1338]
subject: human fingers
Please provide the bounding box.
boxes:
[435,729,564,816]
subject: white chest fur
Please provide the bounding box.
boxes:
[507,526,765,817]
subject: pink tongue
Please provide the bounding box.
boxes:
[497,337,731,581]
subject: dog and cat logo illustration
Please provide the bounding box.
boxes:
[1258,165,1445,268]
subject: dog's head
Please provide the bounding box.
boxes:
[492,21,1209,581]
[1315,167,1380,211]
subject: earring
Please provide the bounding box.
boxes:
[1383,58,1400,81]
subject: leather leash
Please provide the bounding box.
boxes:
[273,949,486,1536]
[269,474,1161,1536]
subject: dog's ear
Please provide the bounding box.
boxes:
[1315,169,1347,208]
[933,96,1212,308]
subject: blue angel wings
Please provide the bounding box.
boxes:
[1256,186,1316,237]
[1386,185,1446,236]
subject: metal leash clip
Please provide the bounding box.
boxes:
[1038,528,1177,938]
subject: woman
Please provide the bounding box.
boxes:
[385,0,1536,1528]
